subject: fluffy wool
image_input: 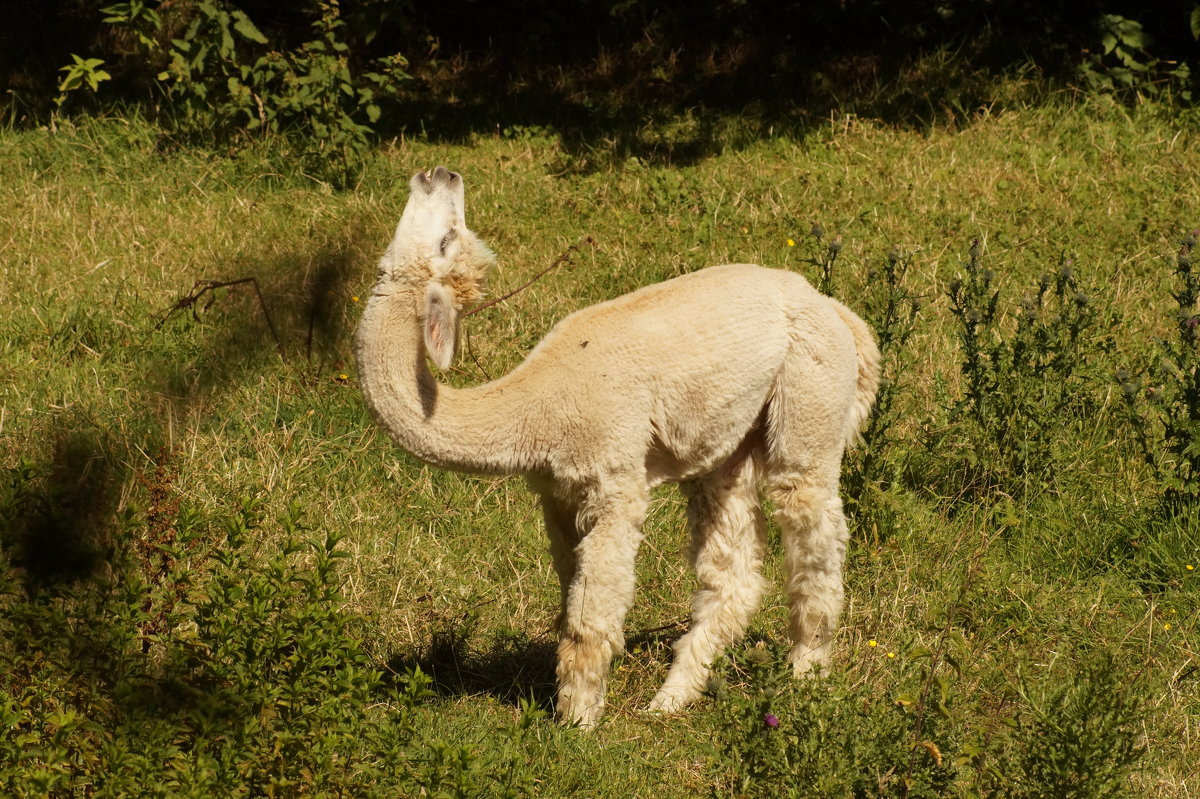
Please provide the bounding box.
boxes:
[355,167,881,726]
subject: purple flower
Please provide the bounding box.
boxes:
[763,713,780,729]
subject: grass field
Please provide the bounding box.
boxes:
[2,96,1198,796]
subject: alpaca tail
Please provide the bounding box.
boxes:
[831,299,881,450]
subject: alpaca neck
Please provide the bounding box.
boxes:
[354,287,533,475]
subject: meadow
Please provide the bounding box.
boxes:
[1,96,1198,796]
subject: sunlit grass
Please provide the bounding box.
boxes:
[1,97,1198,795]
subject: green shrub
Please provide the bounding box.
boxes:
[707,639,959,799]
[96,0,410,187]
[984,654,1147,799]
[1078,13,1194,102]
[0,463,534,797]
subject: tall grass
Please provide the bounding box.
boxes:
[1,98,1198,796]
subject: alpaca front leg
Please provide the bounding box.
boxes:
[770,478,849,676]
[555,490,646,727]
[650,460,766,714]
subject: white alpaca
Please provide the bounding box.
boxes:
[355,167,880,727]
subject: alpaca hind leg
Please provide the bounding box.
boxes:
[538,492,582,632]
[555,486,647,727]
[768,473,849,676]
[650,455,766,713]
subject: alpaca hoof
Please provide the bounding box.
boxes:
[789,643,831,677]
[648,685,697,715]
[556,694,605,729]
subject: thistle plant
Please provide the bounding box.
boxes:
[943,239,1111,497]
[1120,230,1200,509]
[986,654,1146,799]
[844,245,924,524]
[805,223,843,295]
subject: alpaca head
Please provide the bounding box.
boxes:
[377,166,495,369]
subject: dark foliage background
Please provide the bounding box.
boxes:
[4,0,1198,135]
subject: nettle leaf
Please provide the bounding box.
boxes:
[218,18,235,59]
[1192,7,1200,41]
[232,11,268,44]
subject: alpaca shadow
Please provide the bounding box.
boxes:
[383,619,689,714]
[384,623,560,712]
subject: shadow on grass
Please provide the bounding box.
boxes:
[386,623,560,712]
[0,427,119,587]
[3,225,374,585]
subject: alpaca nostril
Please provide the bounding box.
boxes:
[431,166,459,186]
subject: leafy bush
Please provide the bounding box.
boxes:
[0,460,534,797]
[97,0,410,186]
[1078,13,1194,102]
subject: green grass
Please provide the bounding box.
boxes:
[1,97,1198,796]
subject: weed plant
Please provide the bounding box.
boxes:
[800,223,843,296]
[0,465,536,797]
[985,655,1147,799]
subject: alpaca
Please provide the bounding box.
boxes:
[355,167,880,727]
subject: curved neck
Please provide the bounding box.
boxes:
[354,288,535,475]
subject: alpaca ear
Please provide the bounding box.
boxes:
[423,282,458,370]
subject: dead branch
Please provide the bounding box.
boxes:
[155,277,285,362]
